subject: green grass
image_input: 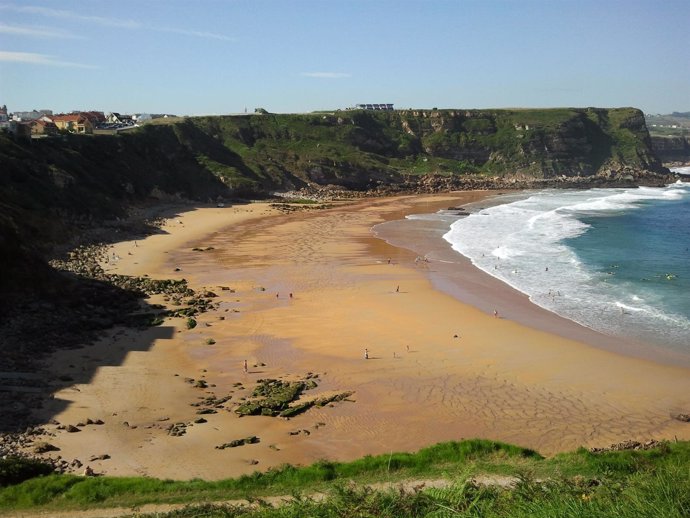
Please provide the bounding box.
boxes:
[162,107,658,186]
[1,439,688,516]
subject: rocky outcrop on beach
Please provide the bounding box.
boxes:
[234,375,354,418]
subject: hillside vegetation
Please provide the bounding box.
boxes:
[0,107,664,278]
[0,439,688,517]
[0,107,666,253]
[171,107,665,189]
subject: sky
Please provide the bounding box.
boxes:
[0,0,688,115]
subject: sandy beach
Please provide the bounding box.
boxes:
[33,193,690,480]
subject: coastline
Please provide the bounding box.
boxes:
[26,193,690,480]
[373,192,690,368]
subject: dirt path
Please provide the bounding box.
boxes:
[4,476,517,518]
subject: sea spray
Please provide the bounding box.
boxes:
[440,181,690,358]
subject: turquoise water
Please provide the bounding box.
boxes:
[441,180,690,358]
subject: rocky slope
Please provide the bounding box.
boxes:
[179,107,667,189]
[0,107,670,299]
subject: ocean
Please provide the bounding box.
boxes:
[436,174,690,360]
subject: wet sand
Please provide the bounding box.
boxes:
[34,194,690,480]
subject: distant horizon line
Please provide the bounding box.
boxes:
[4,105,687,117]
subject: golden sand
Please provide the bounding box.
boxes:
[37,194,690,480]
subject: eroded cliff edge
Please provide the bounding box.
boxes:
[0,107,671,298]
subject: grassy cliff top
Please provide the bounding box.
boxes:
[1,438,688,516]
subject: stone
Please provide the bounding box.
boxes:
[33,441,59,453]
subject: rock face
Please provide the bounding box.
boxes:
[651,135,690,163]
[0,108,667,219]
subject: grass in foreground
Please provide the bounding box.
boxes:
[0,439,688,517]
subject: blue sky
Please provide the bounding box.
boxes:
[0,0,688,115]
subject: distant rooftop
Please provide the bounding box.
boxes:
[355,104,394,111]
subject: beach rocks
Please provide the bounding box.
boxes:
[215,436,260,449]
[589,439,667,453]
[235,379,309,417]
[168,423,187,437]
[672,413,690,422]
[199,394,233,406]
[32,441,59,454]
[234,376,353,418]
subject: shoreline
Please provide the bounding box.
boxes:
[372,192,690,368]
[20,193,690,480]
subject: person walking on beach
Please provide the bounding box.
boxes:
[493,309,499,318]
[243,360,248,373]
[364,348,369,360]
[396,285,400,293]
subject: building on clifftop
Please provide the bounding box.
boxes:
[354,103,394,111]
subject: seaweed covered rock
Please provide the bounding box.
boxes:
[215,436,260,449]
[234,376,353,418]
[235,379,308,417]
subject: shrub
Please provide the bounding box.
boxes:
[0,457,53,487]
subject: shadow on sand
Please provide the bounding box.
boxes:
[0,272,178,433]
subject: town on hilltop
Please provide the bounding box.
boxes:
[0,105,176,138]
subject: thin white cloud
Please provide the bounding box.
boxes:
[0,4,233,41]
[0,5,141,29]
[301,72,351,79]
[152,26,235,42]
[0,50,98,69]
[0,22,85,39]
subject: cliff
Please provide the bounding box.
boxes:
[0,107,669,280]
[650,135,690,164]
[178,107,666,189]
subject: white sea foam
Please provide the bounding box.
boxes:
[671,166,690,176]
[441,184,690,348]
